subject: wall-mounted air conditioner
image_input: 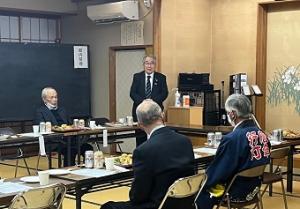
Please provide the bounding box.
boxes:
[87,0,139,24]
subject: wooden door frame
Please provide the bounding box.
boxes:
[153,0,162,70]
[256,0,300,129]
[109,45,153,121]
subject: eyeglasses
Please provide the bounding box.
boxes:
[144,62,155,66]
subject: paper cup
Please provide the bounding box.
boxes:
[38,171,49,185]
[89,120,96,129]
[126,116,133,126]
[33,125,39,134]
[105,157,115,171]
[118,118,125,124]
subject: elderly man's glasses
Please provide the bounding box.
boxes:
[144,61,155,66]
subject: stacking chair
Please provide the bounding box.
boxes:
[8,183,66,209]
[0,127,31,177]
[261,147,289,209]
[89,117,124,153]
[157,172,207,209]
[216,164,267,209]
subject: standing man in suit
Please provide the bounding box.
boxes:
[101,99,195,209]
[35,87,92,167]
[130,55,168,146]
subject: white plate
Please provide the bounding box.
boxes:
[20,176,40,183]
[41,131,54,135]
[18,133,40,137]
[48,169,70,176]
[0,135,9,140]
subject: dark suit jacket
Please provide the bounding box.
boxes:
[129,127,195,209]
[130,71,168,121]
[34,105,70,125]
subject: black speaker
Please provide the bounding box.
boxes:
[178,73,213,91]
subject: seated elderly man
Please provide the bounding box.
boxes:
[101,99,195,209]
[196,94,271,209]
[35,87,93,167]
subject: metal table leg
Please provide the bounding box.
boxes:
[287,145,294,193]
[67,136,72,166]
[75,187,82,209]
[77,136,82,165]
[268,159,273,196]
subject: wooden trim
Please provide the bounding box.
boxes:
[110,45,151,51]
[255,4,268,129]
[259,0,300,6]
[109,48,116,121]
[153,0,161,72]
[256,0,300,129]
[109,45,153,121]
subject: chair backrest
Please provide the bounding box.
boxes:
[270,147,289,160]
[91,117,110,126]
[0,127,16,135]
[8,183,66,209]
[223,164,267,199]
[158,172,206,209]
[238,164,267,178]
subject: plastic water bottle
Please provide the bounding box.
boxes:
[175,89,181,107]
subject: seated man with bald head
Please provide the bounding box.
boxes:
[101,99,195,209]
[35,87,92,167]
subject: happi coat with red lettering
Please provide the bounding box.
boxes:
[204,119,271,199]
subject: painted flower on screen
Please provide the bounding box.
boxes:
[267,65,300,114]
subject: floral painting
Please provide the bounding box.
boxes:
[267,65,300,114]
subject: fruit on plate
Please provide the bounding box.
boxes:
[283,129,300,137]
[115,154,132,165]
[52,124,74,131]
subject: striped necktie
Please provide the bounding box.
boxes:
[145,75,151,99]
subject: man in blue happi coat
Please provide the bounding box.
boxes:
[196,94,271,209]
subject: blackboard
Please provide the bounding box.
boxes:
[0,43,90,121]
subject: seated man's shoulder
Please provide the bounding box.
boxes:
[36,105,47,112]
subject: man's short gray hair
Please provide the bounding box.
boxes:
[41,87,56,100]
[225,94,252,119]
[136,99,162,126]
[142,55,156,64]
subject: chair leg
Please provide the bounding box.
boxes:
[261,184,268,197]
[15,159,19,177]
[94,142,101,151]
[227,197,231,209]
[280,179,288,209]
[117,143,123,153]
[258,192,264,209]
[36,154,41,173]
[23,158,31,175]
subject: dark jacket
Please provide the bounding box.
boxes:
[129,127,195,209]
[34,105,70,125]
[130,71,168,121]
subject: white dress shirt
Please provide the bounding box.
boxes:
[145,72,154,91]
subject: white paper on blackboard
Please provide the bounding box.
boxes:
[74,46,88,68]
